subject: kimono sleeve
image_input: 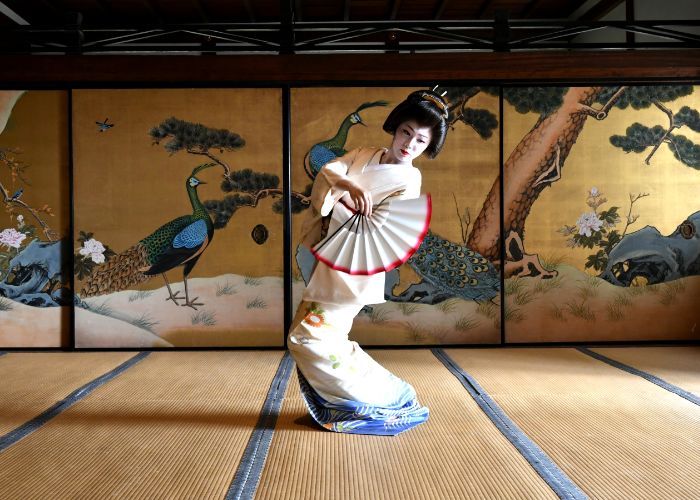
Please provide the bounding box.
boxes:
[315,149,359,216]
[397,168,422,200]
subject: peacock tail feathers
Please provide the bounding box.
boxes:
[408,231,500,302]
[81,243,151,297]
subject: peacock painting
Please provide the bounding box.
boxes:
[401,231,500,303]
[81,162,216,309]
[303,101,388,180]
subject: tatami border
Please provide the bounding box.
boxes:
[577,347,700,406]
[0,351,150,453]
[432,348,588,500]
[226,351,294,500]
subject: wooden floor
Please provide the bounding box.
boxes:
[0,347,698,499]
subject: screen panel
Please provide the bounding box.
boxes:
[0,90,70,348]
[502,85,700,343]
[291,86,501,345]
[73,88,284,348]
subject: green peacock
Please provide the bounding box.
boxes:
[303,100,388,180]
[81,163,217,309]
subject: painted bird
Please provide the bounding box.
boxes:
[81,163,216,309]
[9,188,23,201]
[406,231,500,302]
[96,118,114,132]
[303,100,388,180]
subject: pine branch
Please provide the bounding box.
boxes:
[579,86,628,120]
[645,100,679,165]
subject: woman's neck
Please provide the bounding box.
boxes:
[380,148,412,167]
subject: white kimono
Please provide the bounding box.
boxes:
[288,147,429,436]
[301,147,422,306]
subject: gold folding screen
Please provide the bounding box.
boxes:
[0,91,70,347]
[1,84,697,348]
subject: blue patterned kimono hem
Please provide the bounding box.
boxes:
[297,369,429,436]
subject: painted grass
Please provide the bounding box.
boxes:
[129,313,159,332]
[191,310,216,326]
[476,301,498,320]
[532,275,563,295]
[455,315,479,332]
[244,276,262,287]
[549,305,566,322]
[85,300,115,317]
[565,300,595,321]
[660,279,686,306]
[369,306,389,324]
[403,322,429,344]
[606,302,625,321]
[504,277,526,296]
[128,290,154,302]
[539,253,568,271]
[513,290,534,306]
[436,298,460,314]
[246,297,267,309]
[216,281,237,296]
[503,303,524,323]
[397,302,420,316]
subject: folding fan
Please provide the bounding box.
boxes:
[311,193,432,275]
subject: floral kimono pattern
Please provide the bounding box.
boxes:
[288,301,429,436]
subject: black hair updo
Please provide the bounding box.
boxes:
[382,89,449,159]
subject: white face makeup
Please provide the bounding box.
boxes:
[386,120,433,166]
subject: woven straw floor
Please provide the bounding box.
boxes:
[0,347,697,499]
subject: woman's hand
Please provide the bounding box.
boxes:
[337,179,373,217]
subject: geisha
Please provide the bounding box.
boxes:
[289,89,450,436]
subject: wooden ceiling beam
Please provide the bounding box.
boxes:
[2,51,698,83]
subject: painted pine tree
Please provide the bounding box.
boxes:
[443,85,698,279]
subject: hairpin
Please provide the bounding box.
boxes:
[422,91,449,119]
[432,85,448,97]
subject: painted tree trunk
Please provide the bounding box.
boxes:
[467,86,606,277]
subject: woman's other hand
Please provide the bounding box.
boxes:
[337,179,372,217]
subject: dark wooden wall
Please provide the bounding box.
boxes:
[1,50,699,85]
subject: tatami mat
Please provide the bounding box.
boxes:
[590,346,700,395]
[445,348,700,500]
[0,352,136,436]
[255,350,558,500]
[0,351,284,500]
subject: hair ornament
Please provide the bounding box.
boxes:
[420,91,449,119]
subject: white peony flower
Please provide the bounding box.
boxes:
[0,227,26,249]
[90,252,105,264]
[81,238,105,254]
[16,215,24,228]
[589,187,599,197]
[576,212,604,237]
[79,238,106,264]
